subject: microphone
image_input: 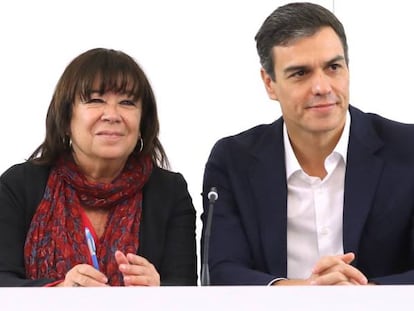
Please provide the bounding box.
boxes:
[201,186,218,286]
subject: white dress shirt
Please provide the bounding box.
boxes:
[283,112,350,279]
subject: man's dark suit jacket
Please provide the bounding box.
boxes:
[0,163,197,286]
[202,105,414,285]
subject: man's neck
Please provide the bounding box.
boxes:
[287,126,344,179]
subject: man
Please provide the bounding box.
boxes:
[201,2,414,285]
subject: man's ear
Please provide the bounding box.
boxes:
[260,68,278,101]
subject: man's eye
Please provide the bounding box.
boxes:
[330,64,340,70]
[291,70,306,78]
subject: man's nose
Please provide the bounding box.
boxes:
[311,72,332,95]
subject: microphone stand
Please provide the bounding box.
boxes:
[201,187,218,286]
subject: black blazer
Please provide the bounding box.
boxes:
[0,163,197,286]
[202,105,414,285]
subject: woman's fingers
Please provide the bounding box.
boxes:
[60,264,108,287]
[116,251,160,286]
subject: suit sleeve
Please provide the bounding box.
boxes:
[159,173,197,286]
[202,140,278,285]
[0,164,53,286]
[366,193,414,285]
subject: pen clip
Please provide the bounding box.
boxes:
[85,227,96,254]
[85,227,99,270]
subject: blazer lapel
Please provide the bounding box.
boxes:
[248,119,288,276]
[343,107,384,258]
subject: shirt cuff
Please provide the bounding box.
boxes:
[267,278,288,286]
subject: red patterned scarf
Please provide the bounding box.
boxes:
[24,154,153,286]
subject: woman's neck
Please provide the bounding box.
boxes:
[72,153,127,183]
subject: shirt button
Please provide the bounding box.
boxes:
[320,227,329,235]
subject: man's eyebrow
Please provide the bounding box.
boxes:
[325,55,346,65]
[283,55,346,76]
[283,64,308,76]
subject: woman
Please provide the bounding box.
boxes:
[0,48,197,286]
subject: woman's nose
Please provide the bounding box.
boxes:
[101,102,121,123]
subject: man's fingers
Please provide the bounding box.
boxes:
[310,253,368,285]
[312,252,355,274]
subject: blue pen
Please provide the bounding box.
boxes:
[85,227,100,270]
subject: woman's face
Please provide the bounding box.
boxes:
[69,90,142,167]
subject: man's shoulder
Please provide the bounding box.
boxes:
[214,118,283,152]
[352,106,414,137]
[351,106,414,158]
[351,105,414,128]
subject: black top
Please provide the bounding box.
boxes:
[0,162,197,286]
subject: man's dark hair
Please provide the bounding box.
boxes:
[255,2,348,81]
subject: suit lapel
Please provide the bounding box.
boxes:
[343,107,384,258]
[248,119,288,276]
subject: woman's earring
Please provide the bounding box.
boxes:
[138,137,144,152]
[64,136,72,150]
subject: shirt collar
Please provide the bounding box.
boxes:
[284,110,350,180]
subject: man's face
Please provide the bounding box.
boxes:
[262,27,349,139]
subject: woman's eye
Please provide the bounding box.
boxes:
[86,98,105,104]
[120,100,136,106]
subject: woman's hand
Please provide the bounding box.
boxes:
[57,264,108,287]
[115,250,160,286]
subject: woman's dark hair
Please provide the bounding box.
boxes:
[29,48,169,168]
[255,2,348,81]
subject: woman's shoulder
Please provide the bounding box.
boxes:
[142,167,194,220]
[144,167,191,203]
[1,161,50,192]
[0,161,51,217]
[146,167,187,190]
[150,166,184,178]
[1,161,50,180]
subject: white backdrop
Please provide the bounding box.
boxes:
[1,0,413,278]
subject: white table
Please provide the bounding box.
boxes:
[1,285,411,310]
